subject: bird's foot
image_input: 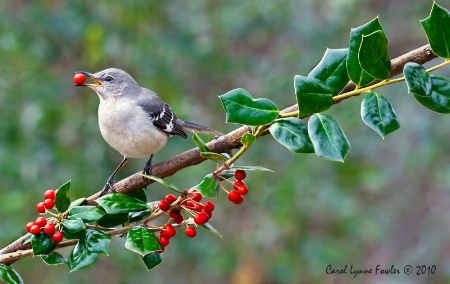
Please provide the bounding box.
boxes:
[142,164,152,188]
[99,178,117,197]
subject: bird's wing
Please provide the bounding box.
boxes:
[136,89,188,139]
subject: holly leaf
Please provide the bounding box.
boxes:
[308,113,351,162]
[129,189,147,203]
[62,218,85,233]
[421,2,450,59]
[97,193,149,214]
[347,17,383,87]
[361,92,400,138]
[241,133,256,148]
[69,206,106,222]
[200,152,228,162]
[201,222,222,237]
[142,175,182,193]
[96,213,129,228]
[308,48,350,96]
[404,62,432,97]
[413,74,450,113]
[129,210,151,223]
[85,229,111,255]
[190,174,219,198]
[192,132,211,152]
[294,75,333,116]
[269,117,314,153]
[68,198,86,211]
[41,251,68,265]
[0,264,23,284]
[68,238,99,272]
[125,226,161,256]
[142,252,163,271]
[219,88,279,126]
[55,180,71,213]
[31,233,57,255]
[359,30,391,80]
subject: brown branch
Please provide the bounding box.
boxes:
[0,43,437,264]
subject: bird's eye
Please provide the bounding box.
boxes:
[105,76,114,82]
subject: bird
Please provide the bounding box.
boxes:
[76,68,222,196]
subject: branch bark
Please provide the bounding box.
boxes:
[0,43,437,264]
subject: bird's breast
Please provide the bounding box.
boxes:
[98,99,169,158]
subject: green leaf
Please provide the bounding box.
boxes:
[413,74,450,113]
[125,226,161,256]
[41,251,68,265]
[201,222,222,237]
[229,166,273,172]
[31,233,57,255]
[347,17,383,87]
[240,133,256,147]
[0,264,24,284]
[96,213,129,228]
[421,2,450,59]
[55,180,71,213]
[129,189,147,203]
[142,252,163,271]
[190,174,219,198]
[200,152,228,161]
[68,198,86,210]
[308,48,350,96]
[219,88,279,126]
[97,193,149,214]
[359,30,391,80]
[68,238,99,272]
[141,175,182,193]
[62,218,85,233]
[361,92,400,138]
[404,62,432,97]
[294,75,333,116]
[308,113,351,162]
[61,227,85,240]
[269,117,314,153]
[129,210,151,223]
[85,229,111,255]
[69,206,106,222]
[192,132,211,152]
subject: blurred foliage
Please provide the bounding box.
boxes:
[1,0,449,283]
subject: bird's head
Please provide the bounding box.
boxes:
[76,68,140,100]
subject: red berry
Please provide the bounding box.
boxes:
[194,212,209,225]
[235,182,249,196]
[184,200,195,208]
[73,73,86,85]
[165,194,177,204]
[185,227,197,238]
[52,231,64,243]
[26,222,35,233]
[203,201,215,212]
[44,223,55,236]
[44,190,56,200]
[172,215,184,224]
[189,192,202,202]
[30,224,41,235]
[163,223,176,238]
[227,190,240,203]
[159,235,170,247]
[169,208,181,219]
[158,200,170,211]
[36,202,46,213]
[44,199,55,209]
[203,210,212,219]
[235,170,246,180]
[194,203,204,212]
[35,217,47,227]
[234,194,244,204]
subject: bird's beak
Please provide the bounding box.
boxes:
[76,71,103,88]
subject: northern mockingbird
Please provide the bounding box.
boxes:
[76,68,221,195]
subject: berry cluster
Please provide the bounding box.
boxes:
[25,190,63,243]
[225,170,249,204]
[155,191,216,252]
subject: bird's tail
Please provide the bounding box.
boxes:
[179,120,223,136]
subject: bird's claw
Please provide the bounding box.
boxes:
[99,178,117,197]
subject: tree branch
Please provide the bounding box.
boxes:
[0,43,437,264]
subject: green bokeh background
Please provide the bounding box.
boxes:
[1,1,450,283]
